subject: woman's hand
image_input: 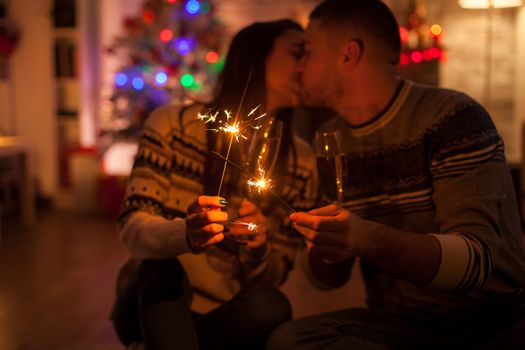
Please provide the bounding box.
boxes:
[229,198,268,249]
[185,196,228,253]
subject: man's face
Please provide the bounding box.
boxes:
[297,20,339,108]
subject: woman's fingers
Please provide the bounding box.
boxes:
[186,196,227,214]
[186,210,228,228]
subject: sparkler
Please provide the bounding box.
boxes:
[231,220,259,232]
[196,66,269,196]
[225,220,266,242]
[246,163,271,193]
[198,107,267,143]
[211,151,295,212]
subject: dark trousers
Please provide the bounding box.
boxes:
[111,259,292,350]
[267,295,525,350]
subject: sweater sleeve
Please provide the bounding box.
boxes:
[118,105,203,259]
[427,101,514,291]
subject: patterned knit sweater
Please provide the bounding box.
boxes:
[118,104,317,313]
[322,80,525,318]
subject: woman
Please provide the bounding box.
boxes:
[111,19,317,349]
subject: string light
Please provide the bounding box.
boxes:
[175,38,192,55]
[132,77,145,90]
[201,2,211,14]
[143,10,154,23]
[159,29,173,42]
[186,0,201,15]
[154,72,168,86]
[115,73,128,87]
[411,51,423,63]
[430,24,442,36]
[180,73,194,87]
[205,51,219,63]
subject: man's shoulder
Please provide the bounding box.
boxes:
[409,81,476,108]
[407,82,485,126]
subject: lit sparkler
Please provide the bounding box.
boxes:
[247,164,271,193]
[232,220,259,232]
[195,66,266,196]
[211,151,296,212]
[198,107,266,142]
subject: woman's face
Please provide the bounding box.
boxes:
[265,29,305,111]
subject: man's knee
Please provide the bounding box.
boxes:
[266,320,298,350]
[242,285,292,330]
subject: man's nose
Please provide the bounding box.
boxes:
[295,59,304,74]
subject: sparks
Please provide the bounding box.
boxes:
[247,165,272,193]
[197,111,218,123]
[197,108,267,143]
[247,105,261,117]
[232,220,259,232]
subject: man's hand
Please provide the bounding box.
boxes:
[229,198,267,249]
[290,204,368,263]
[186,196,228,253]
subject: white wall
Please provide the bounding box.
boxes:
[217,0,320,36]
[8,0,58,198]
[516,6,525,160]
[0,80,12,134]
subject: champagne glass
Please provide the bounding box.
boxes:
[315,130,347,204]
[245,119,283,182]
[224,119,282,246]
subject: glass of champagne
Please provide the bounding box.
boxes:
[315,130,347,204]
[245,119,283,181]
[225,119,282,245]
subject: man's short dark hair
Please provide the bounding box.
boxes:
[310,0,401,65]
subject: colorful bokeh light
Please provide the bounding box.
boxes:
[186,0,201,15]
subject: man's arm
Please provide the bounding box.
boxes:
[291,206,441,286]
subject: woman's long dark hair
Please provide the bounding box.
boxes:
[203,19,303,197]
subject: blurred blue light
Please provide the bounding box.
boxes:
[115,73,128,87]
[186,0,200,15]
[132,77,145,90]
[155,72,168,86]
[176,38,192,55]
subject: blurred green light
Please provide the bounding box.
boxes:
[190,81,202,91]
[181,73,195,87]
[201,3,211,14]
[211,57,225,72]
[141,65,153,74]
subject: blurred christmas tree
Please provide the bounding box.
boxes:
[398,0,445,85]
[103,0,225,141]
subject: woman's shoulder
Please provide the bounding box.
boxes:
[144,103,206,135]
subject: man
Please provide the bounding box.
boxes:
[267,0,525,348]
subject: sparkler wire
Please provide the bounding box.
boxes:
[211,151,295,212]
[217,66,255,196]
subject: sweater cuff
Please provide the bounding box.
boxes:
[158,218,192,256]
[429,233,470,289]
[120,211,192,259]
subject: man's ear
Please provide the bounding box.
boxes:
[342,39,363,69]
